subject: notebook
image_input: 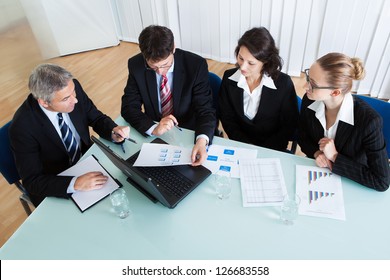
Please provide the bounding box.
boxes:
[91,136,211,208]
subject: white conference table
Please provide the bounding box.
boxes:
[1,118,389,260]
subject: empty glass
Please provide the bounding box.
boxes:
[214,169,232,200]
[280,194,301,225]
[110,188,131,219]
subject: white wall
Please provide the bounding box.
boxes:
[0,0,25,31]
[113,0,390,99]
[12,0,390,99]
[19,0,120,58]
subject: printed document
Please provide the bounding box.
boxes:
[239,158,287,207]
[59,155,121,212]
[203,144,258,178]
[296,165,345,220]
[133,143,192,166]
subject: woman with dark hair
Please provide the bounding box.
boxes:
[299,52,389,191]
[218,27,299,151]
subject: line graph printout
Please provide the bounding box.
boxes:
[239,158,287,207]
[296,165,345,220]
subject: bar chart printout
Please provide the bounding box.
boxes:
[239,158,287,207]
[296,165,346,220]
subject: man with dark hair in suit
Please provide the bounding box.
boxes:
[121,25,216,166]
[10,63,130,206]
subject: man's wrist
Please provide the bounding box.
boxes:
[195,134,209,146]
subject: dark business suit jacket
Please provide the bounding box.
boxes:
[121,48,216,143]
[298,94,390,191]
[218,68,299,151]
[9,79,118,206]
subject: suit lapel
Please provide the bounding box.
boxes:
[335,121,354,152]
[229,82,244,117]
[307,109,325,141]
[172,52,183,114]
[254,87,273,119]
[145,70,160,117]
[31,99,67,153]
[68,107,88,147]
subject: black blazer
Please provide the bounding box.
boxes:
[218,68,299,151]
[9,79,118,206]
[298,94,390,191]
[121,48,216,143]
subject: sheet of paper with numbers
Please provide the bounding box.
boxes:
[239,158,287,207]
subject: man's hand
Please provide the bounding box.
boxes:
[191,138,208,166]
[74,172,108,191]
[112,126,130,142]
[152,115,178,136]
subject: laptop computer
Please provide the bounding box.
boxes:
[91,136,211,208]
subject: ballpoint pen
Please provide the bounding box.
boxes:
[174,125,182,131]
[112,132,137,144]
[120,143,126,154]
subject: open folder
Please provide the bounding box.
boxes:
[58,154,122,212]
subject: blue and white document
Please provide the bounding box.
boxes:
[203,144,258,178]
[133,143,192,166]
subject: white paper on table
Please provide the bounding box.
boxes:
[296,165,346,221]
[133,143,192,166]
[239,158,287,207]
[203,144,258,178]
[59,155,121,212]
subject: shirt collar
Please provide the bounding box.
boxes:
[156,61,174,80]
[39,103,59,118]
[308,92,354,126]
[228,69,277,90]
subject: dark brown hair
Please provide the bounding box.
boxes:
[138,25,174,62]
[235,27,282,80]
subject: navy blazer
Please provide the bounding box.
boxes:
[298,94,390,191]
[218,68,299,151]
[121,48,216,143]
[9,79,118,206]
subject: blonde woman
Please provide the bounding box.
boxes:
[299,52,389,191]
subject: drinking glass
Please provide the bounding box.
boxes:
[280,194,300,225]
[214,169,232,200]
[110,188,131,219]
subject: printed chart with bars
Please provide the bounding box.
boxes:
[296,165,345,220]
[307,170,335,204]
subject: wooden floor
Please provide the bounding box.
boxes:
[0,20,306,248]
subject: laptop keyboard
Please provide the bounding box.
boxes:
[127,153,193,198]
[139,166,192,198]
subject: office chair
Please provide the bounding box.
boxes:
[0,121,34,216]
[208,72,223,137]
[287,95,302,154]
[356,95,390,159]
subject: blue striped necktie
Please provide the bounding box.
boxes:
[57,113,80,164]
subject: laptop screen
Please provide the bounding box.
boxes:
[91,136,170,207]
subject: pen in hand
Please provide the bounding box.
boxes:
[120,143,126,154]
[112,132,137,144]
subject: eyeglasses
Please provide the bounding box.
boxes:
[303,69,337,91]
[145,53,174,71]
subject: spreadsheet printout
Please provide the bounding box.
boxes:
[239,158,287,207]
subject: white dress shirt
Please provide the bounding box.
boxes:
[308,92,355,139]
[39,105,79,193]
[228,69,277,120]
